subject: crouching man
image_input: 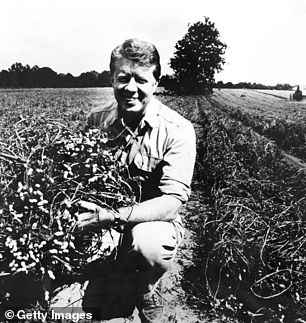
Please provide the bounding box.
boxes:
[77,38,196,323]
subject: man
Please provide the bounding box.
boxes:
[77,38,196,322]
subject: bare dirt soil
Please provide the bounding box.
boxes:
[160,202,211,323]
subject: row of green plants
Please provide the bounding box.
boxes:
[163,95,306,322]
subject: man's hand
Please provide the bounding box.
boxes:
[76,201,115,230]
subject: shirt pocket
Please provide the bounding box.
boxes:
[133,152,161,173]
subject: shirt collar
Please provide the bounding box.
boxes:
[111,96,160,130]
[102,101,119,129]
[141,96,160,129]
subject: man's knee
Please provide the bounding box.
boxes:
[130,221,180,272]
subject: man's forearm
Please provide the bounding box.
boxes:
[118,195,182,224]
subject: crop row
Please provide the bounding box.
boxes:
[160,94,306,322]
[207,89,306,162]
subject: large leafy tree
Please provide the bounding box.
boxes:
[169,17,227,94]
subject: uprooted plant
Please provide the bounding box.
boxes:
[0,117,135,302]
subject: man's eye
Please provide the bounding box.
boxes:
[135,78,147,84]
[117,76,130,83]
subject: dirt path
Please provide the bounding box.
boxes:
[161,203,207,323]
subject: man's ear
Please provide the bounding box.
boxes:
[153,79,159,92]
[110,75,115,85]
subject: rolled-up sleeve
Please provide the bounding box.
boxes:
[159,120,196,203]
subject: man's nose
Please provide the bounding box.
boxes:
[125,77,137,92]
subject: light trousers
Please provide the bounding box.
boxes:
[82,220,184,319]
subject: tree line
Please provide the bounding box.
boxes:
[0,18,294,93]
[159,76,293,92]
[0,63,112,88]
[214,81,293,90]
[0,62,293,92]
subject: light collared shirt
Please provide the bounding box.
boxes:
[86,96,196,204]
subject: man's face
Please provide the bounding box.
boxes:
[111,58,158,117]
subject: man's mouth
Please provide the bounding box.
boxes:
[125,97,138,105]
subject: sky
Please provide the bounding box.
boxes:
[0,0,306,86]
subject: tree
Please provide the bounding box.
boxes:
[98,70,111,87]
[0,62,112,88]
[169,17,227,94]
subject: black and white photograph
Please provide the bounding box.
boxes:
[0,0,306,322]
